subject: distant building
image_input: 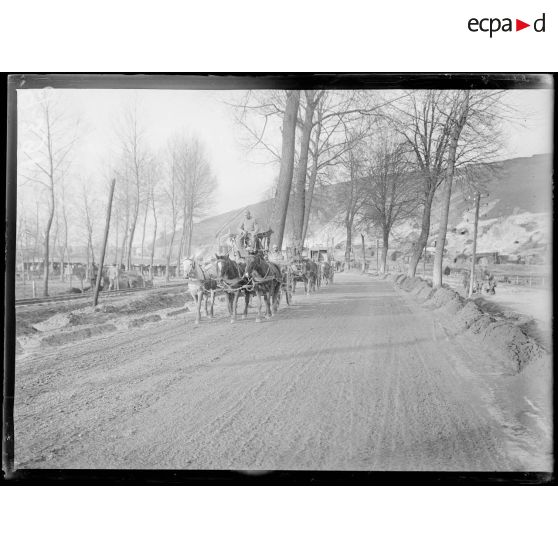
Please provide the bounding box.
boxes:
[475,251,500,265]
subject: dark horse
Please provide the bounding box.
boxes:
[215,254,252,323]
[292,258,318,295]
[244,252,282,322]
[182,258,219,325]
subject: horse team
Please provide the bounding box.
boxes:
[182,252,335,325]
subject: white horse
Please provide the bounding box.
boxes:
[182,258,219,325]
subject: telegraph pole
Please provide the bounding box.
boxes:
[468,190,481,298]
[93,178,116,307]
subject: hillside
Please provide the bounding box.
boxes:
[159,153,552,261]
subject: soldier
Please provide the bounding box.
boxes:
[238,209,259,250]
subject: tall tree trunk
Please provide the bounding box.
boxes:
[165,226,176,282]
[270,90,300,250]
[407,188,435,277]
[176,223,185,276]
[344,220,353,269]
[433,92,470,288]
[33,201,40,273]
[85,239,90,282]
[89,229,95,265]
[149,197,157,282]
[302,121,321,244]
[292,92,315,248]
[113,210,119,266]
[52,213,60,281]
[380,228,389,274]
[361,233,366,272]
[176,208,187,269]
[126,197,140,271]
[43,194,55,297]
[140,200,149,265]
[120,216,128,268]
[187,210,194,257]
[62,197,69,282]
[42,218,53,296]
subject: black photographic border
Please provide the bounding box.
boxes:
[2,72,556,485]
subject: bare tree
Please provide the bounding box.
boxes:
[388,91,454,278]
[269,90,300,249]
[58,177,70,282]
[361,133,420,273]
[80,182,97,273]
[163,143,180,281]
[301,91,382,245]
[117,103,148,271]
[292,91,324,248]
[336,129,370,269]
[19,91,78,296]
[432,90,507,287]
[432,91,470,287]
[179,136,217,257]
[145,157,162,281]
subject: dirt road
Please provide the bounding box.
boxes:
[14,272,550,471]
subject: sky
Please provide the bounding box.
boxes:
[17,86,554,217]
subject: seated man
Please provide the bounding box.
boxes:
[238,209,259,251]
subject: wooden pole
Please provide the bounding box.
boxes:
[468,191,481,298]
[93,178,116,307]
[376,238,379,272]
[361,233,366,273]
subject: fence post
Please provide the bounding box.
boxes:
[32,280,36,298]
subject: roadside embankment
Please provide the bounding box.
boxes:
[15,289,204,353]
[389,273,549,375]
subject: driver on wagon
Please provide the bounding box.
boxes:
[238,209,259,250]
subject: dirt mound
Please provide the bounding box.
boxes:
[103,291,190,315]
[387,273,547,373]
[454,301,484,331]
[479,321,544,373]
[33,313,72,331]
[167,307,190,317]
[16,299,92,337]
[94,304,119,313]
[15,319,38,336]
[425,287,465,314]
[41,324,118,347]
[128,314,163,328]
[61,308,114,328]
[469,315,494,334]
[414,283,434,301]
[15,288,193,354]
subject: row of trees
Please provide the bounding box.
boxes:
[17,91,216,296]
[237,89,506,285]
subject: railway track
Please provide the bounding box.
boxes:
[15,281,190,307]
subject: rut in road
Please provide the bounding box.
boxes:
[15,272,544,471]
